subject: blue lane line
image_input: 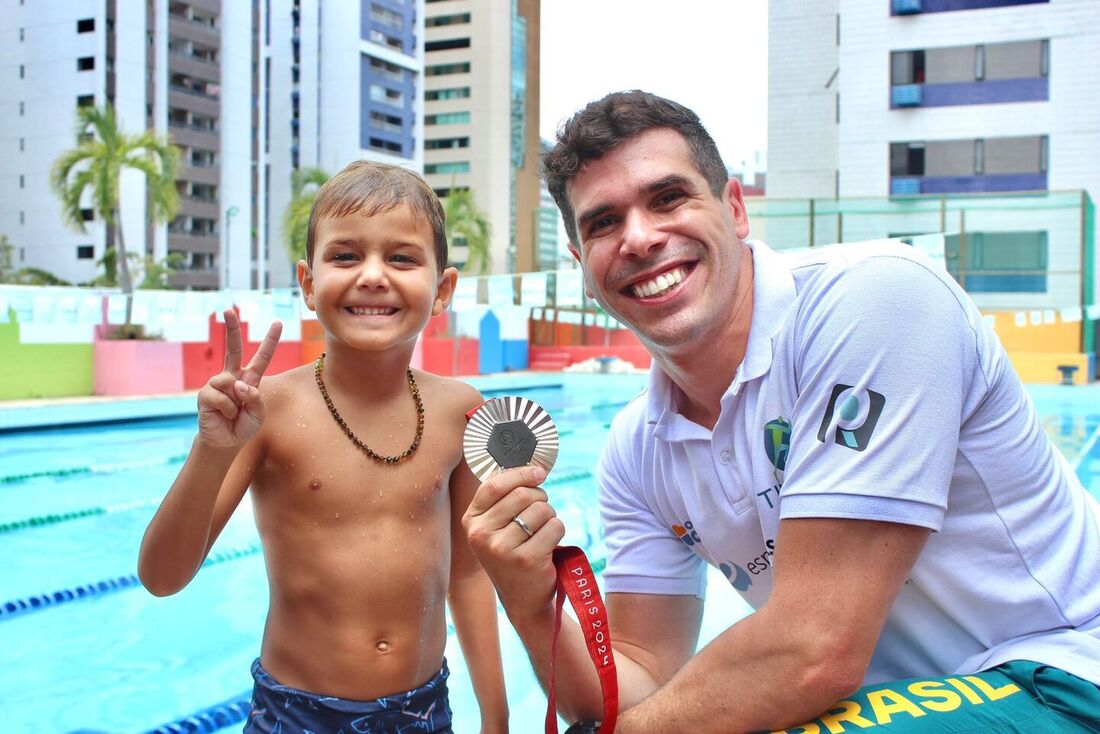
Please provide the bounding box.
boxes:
[139,692,253,734]
[0,543,262,622]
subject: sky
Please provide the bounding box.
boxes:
[538,0,769,174]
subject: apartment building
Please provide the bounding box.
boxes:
[767,0,1099,308]
[0,0,261,289]
[422,0,540,274]
[264,0,424,287]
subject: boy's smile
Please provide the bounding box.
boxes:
[298,206,456,354]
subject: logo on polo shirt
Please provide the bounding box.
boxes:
[720,538,776,592]
[672,521,701,546]
[817,384,886,452]
[764,417,791,478]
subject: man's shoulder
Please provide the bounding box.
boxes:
[607,387,652,445]
[784,240,964,315]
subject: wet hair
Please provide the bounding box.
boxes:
[306,160,447,272]
[542,90,729,245]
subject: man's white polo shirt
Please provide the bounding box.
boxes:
[598,239,1100,685]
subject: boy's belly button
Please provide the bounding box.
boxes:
[375,639,390,653]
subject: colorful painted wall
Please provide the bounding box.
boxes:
[0,316,93,400]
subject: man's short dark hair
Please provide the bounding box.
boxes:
[542,90,729,246]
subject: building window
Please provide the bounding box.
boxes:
[81,208,95,222]
[425,136,470,149]
[369,84,404,106]
[890,142,925,176]
[425,86,470,101]
[1040,39,1049,77]
[19,27,24,41]
[19,138,24,152]
[19,175,24,189]
[890,50,925,85]
[426,13,471,27]
[974,139,985,174]
[19,101,24,115]
[425,62,470,76]
[77,245,95,260]
[77,18,95,33]
[368,137,402,153]
[975,45,985,81]
[19,64,25,79]
[425,112,470,125]
[1039,135,1048,173]
[370,3,404,28]
[19,211,25,225]
[77,94,95,107]
[425,38,471,52]
[369,111,404,133]
[425,162,470,175]
[78,56,95,71]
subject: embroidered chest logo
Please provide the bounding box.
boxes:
[818,384,886,452]
[764,416,791,478]
[672,520,701,547]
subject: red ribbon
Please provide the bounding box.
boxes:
[463,403,617,732]
[546,545,618,734]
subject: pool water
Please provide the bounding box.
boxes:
[1,377,1097,733]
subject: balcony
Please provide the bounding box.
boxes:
[891,84,923,108]
[899,78,1048,109]
[890,177,922,196]
[895,0,1047,14]
[891,173,1047,196]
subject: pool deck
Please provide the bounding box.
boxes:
[0,371,598,432]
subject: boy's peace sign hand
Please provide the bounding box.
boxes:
[196,309,283,449]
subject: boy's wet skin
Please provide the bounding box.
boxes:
[247,366,479,700]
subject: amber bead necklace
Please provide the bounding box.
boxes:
[314,352,424,464]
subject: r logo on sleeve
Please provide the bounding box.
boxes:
[817,385,886,452]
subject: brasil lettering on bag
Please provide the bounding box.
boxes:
[771,675,1022,734]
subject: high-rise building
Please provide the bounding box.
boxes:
[768,0,1100,203]
[766,0,1099,312]
[422,0,540,274]
[263,0,424,288]
[0,0,262,289]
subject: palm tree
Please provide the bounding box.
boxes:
[51,104,180,325]
[283,167,330,263]
[443,187,491,275]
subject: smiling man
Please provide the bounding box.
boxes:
[462,91,1100,733]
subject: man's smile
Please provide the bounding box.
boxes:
[622,263,695,300]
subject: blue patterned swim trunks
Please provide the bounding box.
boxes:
[243,657,453,733]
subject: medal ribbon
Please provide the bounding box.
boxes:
[463,403,617,732]
[546,545,618,734]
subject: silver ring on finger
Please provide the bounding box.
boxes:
[512,514,534,538]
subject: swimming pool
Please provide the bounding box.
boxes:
[1,377,1098,732]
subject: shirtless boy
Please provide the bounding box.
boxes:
[138,161,508,733]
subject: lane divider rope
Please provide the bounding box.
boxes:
[1,452,190,485]
[0,497,161,535]
[142,692,253,734]
[0,542,262,621]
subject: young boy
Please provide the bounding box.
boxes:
[138,161,508,733]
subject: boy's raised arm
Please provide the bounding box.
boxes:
[449,449,510,734]
[138,309,282,597]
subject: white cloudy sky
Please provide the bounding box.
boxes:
[538,0,769,172]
